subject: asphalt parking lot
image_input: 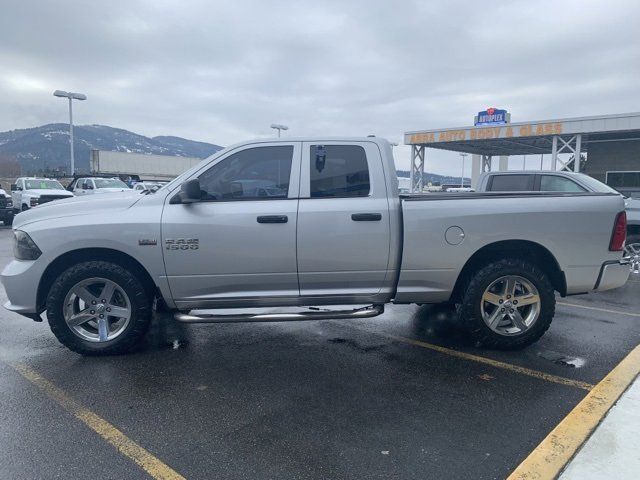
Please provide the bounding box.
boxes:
[0,225,638,480]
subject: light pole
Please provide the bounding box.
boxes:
[53,90,87,175]
[459,153,468,187]
[270,124,288,138]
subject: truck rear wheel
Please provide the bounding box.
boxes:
[456,258,555,350]
[624,234,640,274]
[46,261,152,355]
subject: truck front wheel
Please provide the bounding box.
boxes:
[46,261,152,355]
[456,258,555,350]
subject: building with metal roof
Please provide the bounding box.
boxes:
[404,111,640,192]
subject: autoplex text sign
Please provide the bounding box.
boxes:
[475,107,508,126]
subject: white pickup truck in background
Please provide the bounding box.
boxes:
[11,177,74,213]
[2,138,630,355]
[70,177,132,196]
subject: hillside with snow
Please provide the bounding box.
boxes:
[0,124,223,174]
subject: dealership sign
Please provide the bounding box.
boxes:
[475,107,508,126]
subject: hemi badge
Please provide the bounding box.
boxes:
[138,239,158,246]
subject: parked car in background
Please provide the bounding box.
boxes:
[1,138,629,355]
[0,187,14,225]
[478,170,638,274]
[72,177,131,195]
[132,181,167,193]
[11,177,74,213]
[476,170,620,194]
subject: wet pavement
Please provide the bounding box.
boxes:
[0,225,638,479]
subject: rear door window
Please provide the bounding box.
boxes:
[539,175,586,192]
[309,145,370,198]
[488,174,533,191]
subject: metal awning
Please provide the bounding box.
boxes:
[403,112,640,191]
[410,129,640,156]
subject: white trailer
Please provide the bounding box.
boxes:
[90,150,204,181]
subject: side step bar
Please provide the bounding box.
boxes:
[174,304,384,324]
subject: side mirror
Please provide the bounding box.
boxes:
[10,184,17,191]
[180,178,202,203]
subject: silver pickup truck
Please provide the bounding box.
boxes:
[1,138,630,355]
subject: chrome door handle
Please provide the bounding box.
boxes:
[351,213,382,221]
[257,215,288,224]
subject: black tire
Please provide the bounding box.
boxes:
[46,261,152,355]
[456,258,556,350]
[21,204,29,212]
[4,217,13,226]
[625,234,640,273]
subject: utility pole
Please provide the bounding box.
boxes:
[54,90,87,175]
[459,153,468,187]
[270,124,289,138]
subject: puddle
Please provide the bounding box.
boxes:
[538,350,586,368]
[329,337,383,353]
[167,339,189,350]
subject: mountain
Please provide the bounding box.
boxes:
[0,124,223,174]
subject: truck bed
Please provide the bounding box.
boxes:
[395,192,625,304]
[400,191,617,201]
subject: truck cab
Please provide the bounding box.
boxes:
[72,177,131,195]
[11,177,74,213]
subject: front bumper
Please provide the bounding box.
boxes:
[594,260,630,291]
[1,258,42,317]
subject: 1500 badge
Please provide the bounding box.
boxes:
[165,238,199,250]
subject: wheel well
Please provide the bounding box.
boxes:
[449,240,566,303]
[628,224,640,237]
[37,248,158,312]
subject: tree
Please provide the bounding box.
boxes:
[0,154,21,177]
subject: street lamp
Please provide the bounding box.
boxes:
[270,124,288,138]
[459,153,468,187]
[53,90,87,175]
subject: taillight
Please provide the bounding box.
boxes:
[609,211,627,251]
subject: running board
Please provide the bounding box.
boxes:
[174,304,384,324]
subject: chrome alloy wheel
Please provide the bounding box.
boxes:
[481,275,541,336]
[63,277,132,342]
[624,242,640,274]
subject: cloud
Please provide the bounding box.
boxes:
[0,0,638,175]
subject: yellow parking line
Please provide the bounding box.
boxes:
[11,363,185,480]
[557,301,640,318]
[356,329,594,391]
[507,343,640,480]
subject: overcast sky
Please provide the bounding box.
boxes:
[1,0,639,175]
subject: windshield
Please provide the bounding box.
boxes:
[164,148,227,192]
[575,174,621,194]
[24,179,64,190]
[94,178,128,189]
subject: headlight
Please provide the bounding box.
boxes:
[13,230,42,260]
[30,197,39,206]
[6,200,12,207]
